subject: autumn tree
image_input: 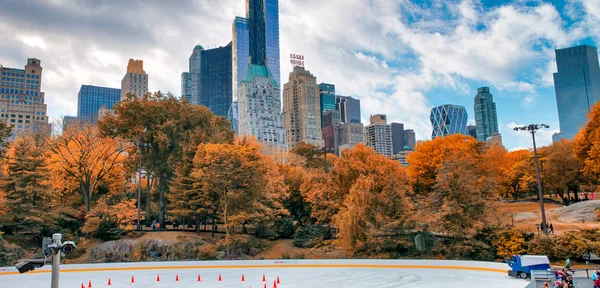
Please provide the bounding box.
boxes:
[191,139,286,254]
[98,92,234,225]
[542,139,585,204]
[47,124,127,212]
[0,134,56,237]
[502,150,531,200]
[494,228,527,259]
[575,101,600,176]
[406,134,480,198]
[280,163,312,227]
[0,121,12,159]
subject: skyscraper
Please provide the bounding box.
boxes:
[200,45,232,117]
[264,0,280,87]
[0,58,50,140]
[391,122,405,155]
[467,125,477,139]
[247,0,266,66]
[473,87,499,142]
[283,66,323,148]
[322,110,363,156]
[336,95,361,123]
[181,45,203,104]
[430,104,468,139]
[77,85,121,122]
[232,17,249,102]
[364,114,393,157]
[121,59,148,100]
[319,83,336,127]
[403,129,416,150]
[553,44,600,140]
[238,64,286,148]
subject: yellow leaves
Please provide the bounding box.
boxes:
[86,195,137,227]
[495,228,527,259]
[575,101,600,176]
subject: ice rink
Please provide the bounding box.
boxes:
[0,259,526,288]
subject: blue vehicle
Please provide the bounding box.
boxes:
[507,255,551,279]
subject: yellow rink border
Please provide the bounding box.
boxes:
[0,263,508,275]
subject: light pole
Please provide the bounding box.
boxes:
[313,147,335,172]
[133,141,149,231]
[16,233,76,288]
[514,124,549,235]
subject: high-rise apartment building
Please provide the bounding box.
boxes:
[473,87,499,142]
[336,95,361,123]
[553,45,600,140]
[238,65,286,148]
[430,104,468,139]
[227,101,239,135]
[200,45,232,117]
[322,110,363,156]
[364,114,393,157]
[0,58,50,140]
[232,17,249,103]
[121,59,148,100]
[403,129,416,150]
[181,45,203,104]
[77,85,120,122]
[283,66,323,148]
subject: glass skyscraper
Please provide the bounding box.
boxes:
[232,17,249,102]
[319,83,336,127]
[181,45,204,105]
[553,44,600,140]
[430,104,468,139]
[473,87,499,142]
[336,95,361,123]
[264,0,280,87]
[77,85,121,122]
[200,45,233,117]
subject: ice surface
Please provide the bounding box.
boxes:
[0,259,526,288]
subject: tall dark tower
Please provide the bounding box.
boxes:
[247,0,266,65]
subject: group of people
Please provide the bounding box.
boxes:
[536,222,555,234]
[553,192,596,205]
[151,220,161,231]
[552,268,574,287]
[593,269,600,288]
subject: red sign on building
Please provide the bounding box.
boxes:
[290,53,305,67]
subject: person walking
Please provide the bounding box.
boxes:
[549,223,554,234]
[151,220,157,231]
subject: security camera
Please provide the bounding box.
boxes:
[15,259,47,274]
[61,241,76,255]
[42,237,53,257]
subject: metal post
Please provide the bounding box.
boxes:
[51,233,61,288]
[137,143,142,231]
[531,130,548,235]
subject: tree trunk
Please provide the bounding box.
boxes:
[158,173,166,226]
[211,213,216,238]
[195,215,200,235]
[146,174,151,226]
[81,181,91,212]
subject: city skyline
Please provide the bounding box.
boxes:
[1,0,600,150]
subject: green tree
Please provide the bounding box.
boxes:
[0,121,12,159]
[0,135,56,237]
[98,92,233,225]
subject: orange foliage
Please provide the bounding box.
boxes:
[575,101,600,176]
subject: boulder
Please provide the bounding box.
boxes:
[547,200,600,223]
[513,212,539,221]
[87,240,139,263]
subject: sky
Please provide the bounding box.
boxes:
[1,0,599,150]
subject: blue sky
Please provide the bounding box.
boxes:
[0,0,599,150]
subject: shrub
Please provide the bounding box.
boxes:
[0,235,24,266]
[271,218,296,239]
[198,244,219,260]
[293,225,331,248]
[96,219,124,241]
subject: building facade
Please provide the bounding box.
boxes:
[336,95,361,123]
[553,45,600,140]
[391,122,405,155]
[238,64,286,148]
[322,110,363,156]
[200,45,232,117]
[77,85,120,122]
[473,87,499,142]
[430,104,468,139]
[121,59,148,100]
[467,125,477,139]
[319,83,336,127]
[0,58,50,140]
[338,122,364,153]
[232,17,249,103]
[364,114,393,157]
[181,45,203,104]
[403,129,416,150]
[282,66,322,148]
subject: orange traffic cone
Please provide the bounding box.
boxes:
[241,274,245,281]
[175,274,179,281]
[218,274,222,281]
[131,276,135,283]
[273,279,277,288]
[277,276,280,284]
[107,278,111,286]
[262,274,266,282]
[88,280,92,288]
[80,284,85,288]
[197,274,201,282]
[157,274,160,282]
[263,284,267,288]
